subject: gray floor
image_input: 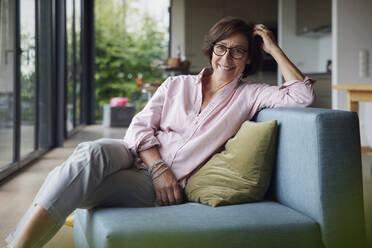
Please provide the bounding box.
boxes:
[0,125,126,248]
[0,125,371,247]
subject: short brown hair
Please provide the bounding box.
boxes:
[202,17,262,78]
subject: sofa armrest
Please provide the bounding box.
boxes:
[255,107,367,248]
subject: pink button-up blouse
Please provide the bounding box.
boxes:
[124,68,315,188]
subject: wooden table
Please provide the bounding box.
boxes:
[333,84,372,153]
[159,60,190,76]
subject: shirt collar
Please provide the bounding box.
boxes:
[195,68,211,84]
[196,67,242,90]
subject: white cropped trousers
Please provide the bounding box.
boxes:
[6,138,156,247]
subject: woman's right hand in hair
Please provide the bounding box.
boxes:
[152,166,184,206]
[252,24,279,55]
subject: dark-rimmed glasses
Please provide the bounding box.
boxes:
[213,44,247,59]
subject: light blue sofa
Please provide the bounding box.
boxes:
[74,108,367,248]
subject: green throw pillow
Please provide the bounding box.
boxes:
[185,120,278,207]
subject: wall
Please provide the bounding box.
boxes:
[333,0,372,146]
[278,0,331,84]
[318,34,332,72]
[170,0,185,58]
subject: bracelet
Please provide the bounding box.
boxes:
[151,162,167,176]
[147,159,164,175]
[152,166,169,180]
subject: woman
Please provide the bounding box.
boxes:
[6,17,314,248]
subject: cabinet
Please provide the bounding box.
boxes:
[309,74,332,109]
[103,104,134,127]
[296,0,331,36]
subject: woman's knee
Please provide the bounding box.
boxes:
[76,139,134,169]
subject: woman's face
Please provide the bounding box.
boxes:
[211,32,250,83]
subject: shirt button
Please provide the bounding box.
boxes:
[168,154,172,159]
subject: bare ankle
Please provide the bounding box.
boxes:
[8,237,28,248]
[7,240,20,248]
[10,205,57,248]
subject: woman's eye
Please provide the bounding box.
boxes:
[216,45,225,51]
[233,48,245,54]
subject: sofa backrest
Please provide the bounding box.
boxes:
[254,107,367,248]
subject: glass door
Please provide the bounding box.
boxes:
[66,0,82,134]
[0,0,15,167]
[75,0,81,124]
[0,0,37,175]
[20,0,36,157]
[66,0,74,132]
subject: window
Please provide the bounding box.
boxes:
[20,0,36,157]
[0,0,38,179]
[0,0,94,181]
[66,0,82,134]
[0,0,15,167]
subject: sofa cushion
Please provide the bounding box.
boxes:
[74,201,324,248]
[185,120,278,207]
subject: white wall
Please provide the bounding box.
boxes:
[332,0,372,146]
[170,0,185,58]
[318,34,332,72]
[278,0,331,84]
[278,0,318,75]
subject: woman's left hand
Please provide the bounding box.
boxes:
[253,24,305,82]
[253,24,279,55]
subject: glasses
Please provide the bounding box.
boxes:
[213,43,247,59]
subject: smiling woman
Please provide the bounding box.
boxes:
[5,16,315,248]
[202,18,263,79]
[209,33,250,85]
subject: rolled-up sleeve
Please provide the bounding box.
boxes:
[252,76,315,110]
[124,77,170,156]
